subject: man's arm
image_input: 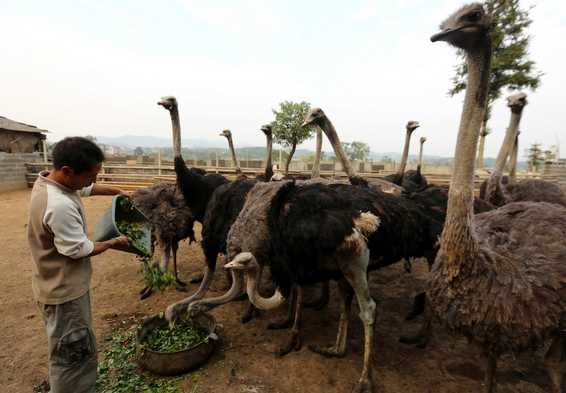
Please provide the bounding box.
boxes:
[89,235,130,257]
[90,184,130,196]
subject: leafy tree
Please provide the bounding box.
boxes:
[134,146,144,156]
[449,0,542,167]
[271,101,315,174]
[527,143,543,172]
[342,141,370,161]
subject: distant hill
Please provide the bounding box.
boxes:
[96,134,226,149]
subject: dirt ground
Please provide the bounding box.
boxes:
[0,189,555,393]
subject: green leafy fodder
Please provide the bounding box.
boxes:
[140,256,175,291]
[143,321,208,353]
[96,325,184,393]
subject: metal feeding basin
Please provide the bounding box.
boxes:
[136,312,218,376]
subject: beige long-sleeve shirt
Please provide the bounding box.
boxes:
[27,171,94,304]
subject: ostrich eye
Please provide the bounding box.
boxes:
[466,11,481,22]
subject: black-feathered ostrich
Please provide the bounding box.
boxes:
[255,124,274,182]
[481,92,566,207]
[429,5,566,392]
[402,136,429,191]
[131,181,198,299]
[219,129,243,177]
[384,121,428,191]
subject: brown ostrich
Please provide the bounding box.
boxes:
[219,129,243,177]
[131,181,196,299]
[429,4,566,392]
[482,92,566,207]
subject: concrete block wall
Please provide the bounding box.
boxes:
[0,153,43,193]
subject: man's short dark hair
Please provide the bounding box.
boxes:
[52,137,105,174]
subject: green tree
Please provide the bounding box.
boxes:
[342,141,370,161]
[271,101,315,174]
[527,143,543,172]
[449,0,542,167]
[134,146,144,156]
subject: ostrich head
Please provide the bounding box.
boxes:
[302,107,325,128]
[224,252,258,271]
[219,129,232,138]
[260,124,272,137]
[420,136,427,144]
[507,92,528,114]
[406,121,420,133]
[431,3,491,49]
[157,96,177,111]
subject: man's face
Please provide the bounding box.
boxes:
[61,162,102,190]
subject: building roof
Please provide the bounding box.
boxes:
[0,116,49,134]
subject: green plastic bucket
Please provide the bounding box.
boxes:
[92,195,152,257]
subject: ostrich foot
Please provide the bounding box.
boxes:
[308,344,346,358]
[351,379,373,393]
[277,329,302,357]
[189,272,204,284]
[398,333,429,349]
[139,286,153,300]
[240,303,260,324]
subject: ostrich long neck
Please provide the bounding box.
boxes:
[226,135,242,174]
[244,268,285,310]
[485,108,523,199]
[311,128,323,178]
[418,140,425,172]
[319,117,356,178]
[170,106,182,157]
[397,130,413,177]
[441,44,491,260]
[508,133,519,183]
[264,133,273,180]
[189,270,244,312]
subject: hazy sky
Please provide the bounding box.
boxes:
[1,0,564,158]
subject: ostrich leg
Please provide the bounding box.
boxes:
[172,241,187,290]
[483,355,498,393]
[277,287,304,356]
[268,286,297,330]
[309,279,353,358]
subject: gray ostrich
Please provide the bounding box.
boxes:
[131,181,197,299]
[482,92,566,207]
[219,129,243,177]
[429,4,566,392]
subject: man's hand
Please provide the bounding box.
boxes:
[112,235,130,248]
[118,190,133,198]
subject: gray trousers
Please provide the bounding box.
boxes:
[37,292,97,393]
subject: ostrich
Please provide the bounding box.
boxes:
[507,131,519,183]
[429,4,566,392]
[301,108,404,194]
[131,181,196,299]
[402,136,429,191]
[383,121,426,191]
[482,92,566,207]
[219,129,243,177]
[255,124,274,182]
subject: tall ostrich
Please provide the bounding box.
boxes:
[429,5,566,393]
[219,129,243,177]
[383,121,425,191]
[402,136,429,191]
[131,181,196,299]
[481,93,566,207]
[482,93,528,205]
[255,124,274,182]
[301,108,404,194]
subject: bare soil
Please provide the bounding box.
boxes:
[0,189,552,393]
